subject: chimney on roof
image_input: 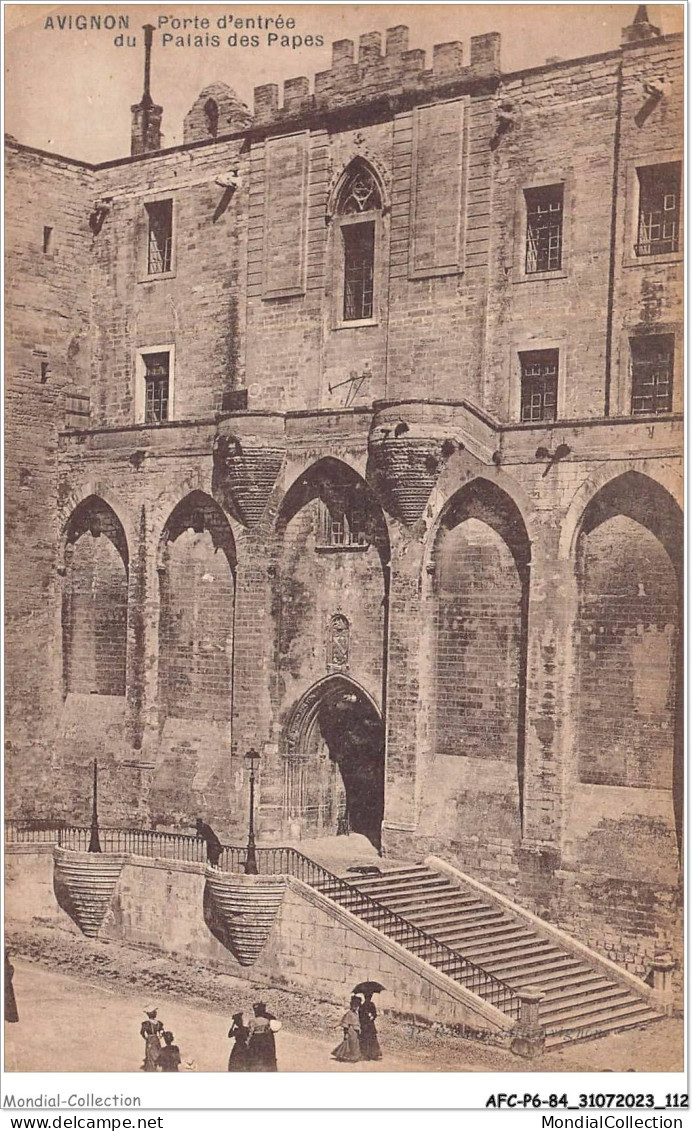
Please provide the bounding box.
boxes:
[131,25,163,155]
[622,5,661,44]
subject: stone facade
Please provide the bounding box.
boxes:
[5,10,683,985]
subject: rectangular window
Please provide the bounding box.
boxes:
[144,352,170,423]
[630,335,674,415]
[43,226,53,253]
[318,500,369,549]
[343,222,375,321]
[525,185,564,273]
[520,349,558,423]
[636,163,681,256]
[146,199,173,274]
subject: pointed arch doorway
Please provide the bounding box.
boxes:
[283,675,384,850]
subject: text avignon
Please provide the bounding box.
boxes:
[44,15,129,30]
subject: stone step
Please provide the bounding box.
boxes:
[493,955,589,983]
[540,988,642,1024]
[396,899,494,925]
[347,871,439,891]
[436,921,532,945]
[540,975,613,1002]
[481,944,566,974]
[504,959,594,987]
[544,1000,660,1038]
[429,913,516,940]
[356,878,455,900]
[426,914,510,938]
[470,941,562,970]
[545,1008,664,1048]
[378,889,476,911]
[341,866,431,885]
[462,934,551,961]
[524,969,607,995]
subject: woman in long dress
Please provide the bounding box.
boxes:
[358,993,382,1061]
[227,1011,250,1071]
[4,951,18,1023]
[156,1031,181,1072]
[140,1007,164,1072]
[246,1002,278,1072]
[331,996,361,1063]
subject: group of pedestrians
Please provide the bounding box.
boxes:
[140,1001,281,1072]
[332,990,383,1064]
[227,1002,281,1071]
[140,991,382,1071]
[140,1006,184,1072]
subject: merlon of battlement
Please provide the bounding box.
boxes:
[252,27,501,125]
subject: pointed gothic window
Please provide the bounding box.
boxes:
[335,162,382,324]
[337,165,382,215]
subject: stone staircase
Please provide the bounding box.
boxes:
[324,862,664,1048]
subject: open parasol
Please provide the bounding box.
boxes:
[352,981,386,996]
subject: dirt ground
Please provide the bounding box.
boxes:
[4,926,684,1073]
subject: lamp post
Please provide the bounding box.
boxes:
[244,747,260,875]
[88,758,102,853]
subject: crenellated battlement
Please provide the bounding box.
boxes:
[252,27,501,126]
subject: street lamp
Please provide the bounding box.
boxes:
[244,747,260,875]
[88,758,102,853]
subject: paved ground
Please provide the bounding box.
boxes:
[4,951,684,1075]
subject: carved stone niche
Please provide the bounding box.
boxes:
[368,404,461,526]
[212,417,286,529]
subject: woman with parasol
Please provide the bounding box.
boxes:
[354,981,384,1061]
[331,995,362,1063]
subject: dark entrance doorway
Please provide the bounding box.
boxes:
[284,676,384,850]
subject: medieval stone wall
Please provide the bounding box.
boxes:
[4,18,684,984]
[5,145,93,814]
[89,138,248,428]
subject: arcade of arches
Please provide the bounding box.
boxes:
[49,467,682,979]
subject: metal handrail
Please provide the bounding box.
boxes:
[229,845,520,1019]
[5,822,520,1018]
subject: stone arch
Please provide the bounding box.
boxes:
[573,471,682,868]
[425,467,538,573]
[59,482,134,556]
[158,491,236,724]
[283,673,384,848]
[276,456,390,562]
[559,460,683,562]
[425,478,531,845]
[273,458,390,821]
[61,495,129,697]
[326,153,390,219]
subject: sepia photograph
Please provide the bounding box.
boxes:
[3,0,685,1099]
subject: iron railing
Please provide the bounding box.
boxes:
[5,819,68,843]
[6,821,207,862]
[5,822,520,1019]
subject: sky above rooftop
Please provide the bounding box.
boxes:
[4,3,683,163]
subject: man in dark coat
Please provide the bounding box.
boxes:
[195,818,223,867]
